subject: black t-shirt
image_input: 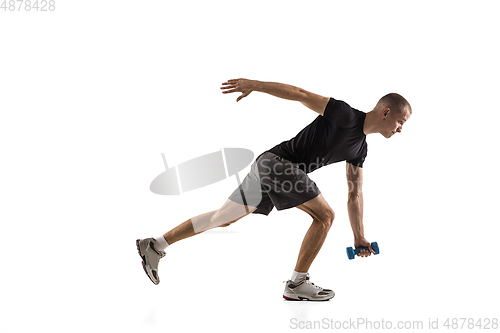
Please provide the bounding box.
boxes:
[268,97,368,173]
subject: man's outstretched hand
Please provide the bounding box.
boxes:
[354,237,375,257]
[221,78,256,102]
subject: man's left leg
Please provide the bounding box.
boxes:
[283,193,335,301]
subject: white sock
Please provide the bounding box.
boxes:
[291,270,307,283]
[154,235,169,251]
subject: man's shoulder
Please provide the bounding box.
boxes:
[323,98,363,122]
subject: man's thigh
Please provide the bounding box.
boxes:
[257,152,321,211]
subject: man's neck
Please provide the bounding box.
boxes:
[363,110,379,135]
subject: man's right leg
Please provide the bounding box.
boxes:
[137,199,256,285]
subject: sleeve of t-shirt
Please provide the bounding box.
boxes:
[346,156,365,168]
[346,143,367,168]
[322,97,357,126]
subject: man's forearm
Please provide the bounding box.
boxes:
[251,80,306,101]
[347,193,364,240]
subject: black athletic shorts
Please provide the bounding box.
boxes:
[228,151,321,215]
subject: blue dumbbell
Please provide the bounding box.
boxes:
[346,242,379,260]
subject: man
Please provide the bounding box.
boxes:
[136,78,412,301]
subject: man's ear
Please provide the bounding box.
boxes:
[383,108,390,118]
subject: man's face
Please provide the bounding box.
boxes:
[382,107,411,138]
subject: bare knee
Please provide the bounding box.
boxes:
[211,210,237,227]
[208,200,256,228]
[317,208,335,229]
[210,207,243,228]
[209,209,226,228]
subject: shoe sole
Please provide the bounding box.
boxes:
[283,295,304,301]
[136,239,159,285]
[283,294,334,301]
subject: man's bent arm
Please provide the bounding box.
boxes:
[221,78,329,115]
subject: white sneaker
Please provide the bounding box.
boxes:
[136,238,166,285]
[283,273,335,301]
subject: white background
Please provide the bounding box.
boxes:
[1,1,499,332]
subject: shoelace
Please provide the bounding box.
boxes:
[150,241,166,258]
[283,273,323,290]
[303,276,322,290]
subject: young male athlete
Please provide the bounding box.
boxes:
[137,78,412,301]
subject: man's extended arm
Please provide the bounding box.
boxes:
[346,162,375,257]
[221,78,329,115]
